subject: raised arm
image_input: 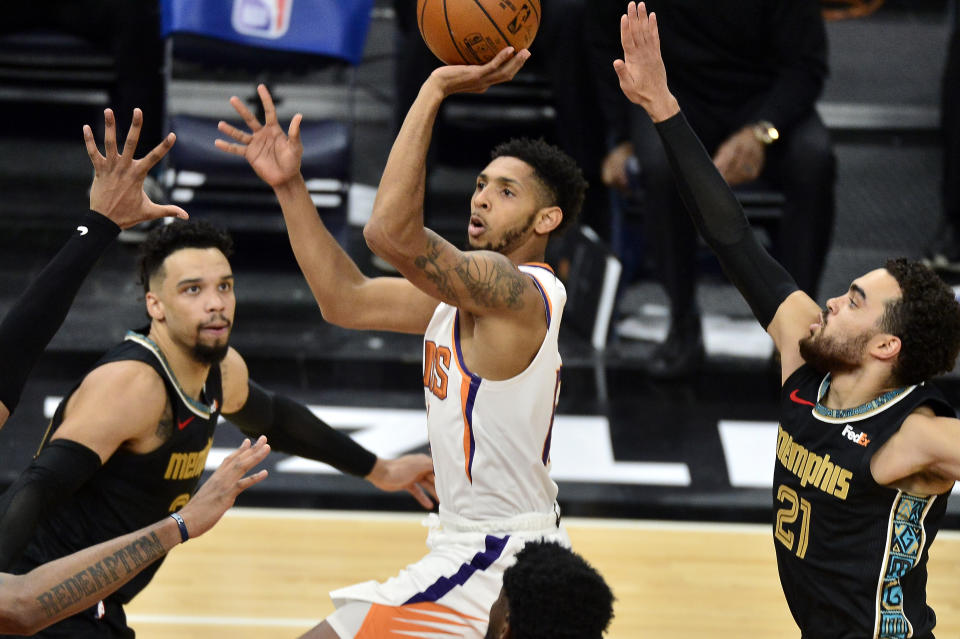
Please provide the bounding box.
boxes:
[0,109,186,425]
[214,86,438,334]
[362,48,548,319]
[613,2,821,382]
[219,349,437,509]
[0,437,268,636]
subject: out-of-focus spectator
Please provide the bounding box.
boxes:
[589,0,836,378]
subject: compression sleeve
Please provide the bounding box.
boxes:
[224,380,377,478]
[654,112,799,328]
[0,211,120,413]
[0,439,102,570]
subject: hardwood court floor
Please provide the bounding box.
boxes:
[125,509,960,638]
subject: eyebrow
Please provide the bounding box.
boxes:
[849,284,866,302]
[477,172,523,188]
[176,274,234,287]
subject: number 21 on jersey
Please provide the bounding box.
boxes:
[775,484,811,559]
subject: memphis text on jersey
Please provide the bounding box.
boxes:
[776,425,853,499]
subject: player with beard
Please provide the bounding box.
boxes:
[614,4,960,636]
[214,48,587,636]
[0,219,437,639]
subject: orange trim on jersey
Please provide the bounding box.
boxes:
[451,318,478,484]
[460,375,473,483]
[522,261,555,273]
[524,270,553,325]
[355,601,485,637]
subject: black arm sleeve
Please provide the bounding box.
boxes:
[0,211,120,414]
[224,380,377,478]
[654,112,799,328]
[0,439,102,570]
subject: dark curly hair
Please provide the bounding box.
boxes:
[491,138,588,235]
[880,258,960,386]
[502,541,613,639]
[138,220,234,295]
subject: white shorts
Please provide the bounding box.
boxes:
[327,509,570,638]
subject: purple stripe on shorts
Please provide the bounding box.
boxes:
[403,534,511,605]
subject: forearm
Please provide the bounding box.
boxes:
[225,381,377,477]
[654,112,797,327]
[0,518,177,635]
[272,176,370,326]
[0,211,119,414]
[365,79,444,254]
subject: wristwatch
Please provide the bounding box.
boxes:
[753,121,779,145]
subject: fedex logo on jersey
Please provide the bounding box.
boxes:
[232,0,292,39]
[841,424,871,447]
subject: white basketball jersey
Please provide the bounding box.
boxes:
[421,263,566,522]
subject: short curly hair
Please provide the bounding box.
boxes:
[491,138,588,235]
[880,258,960,386]
[502,541,613,639]
[138,220,234,295]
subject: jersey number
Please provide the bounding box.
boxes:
[774,485,811,559]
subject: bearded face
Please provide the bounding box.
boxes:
[799,328,874,374]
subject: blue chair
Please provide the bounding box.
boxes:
[160,0,374,236]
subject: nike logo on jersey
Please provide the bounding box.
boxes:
[177,416,195,431]
[77,225,89,236]
[841,424,871,447]
[789,389,815,406]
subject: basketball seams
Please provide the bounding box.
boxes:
[469,0,516,51]
[442,0,471,64]
[418,0,429,35]
[526,0,540,23]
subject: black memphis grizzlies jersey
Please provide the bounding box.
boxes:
[17,330,222,607]
[775,364,954,639]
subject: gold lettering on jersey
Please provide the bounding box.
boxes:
[164,437,213,481]
[776,425,853,500]
[423,340,451,400]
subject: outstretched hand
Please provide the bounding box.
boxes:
[84,108,188,228]
[366,454,438,510]
[613,1,679,122]
[177,436,270,539]
[428,46,530,97]
[215,84,304,189]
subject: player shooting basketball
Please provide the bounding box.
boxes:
[216,43,589,636]
[615,3,960,636]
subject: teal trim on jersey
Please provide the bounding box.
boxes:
[123,332,215,419]
[873,492,936,638]
[813,374,917,423]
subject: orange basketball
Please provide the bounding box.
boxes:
[416,0,541,65]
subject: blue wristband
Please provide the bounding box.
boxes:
[169,512,189,543]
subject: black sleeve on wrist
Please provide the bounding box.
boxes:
[0,439,102,570]
[0,211,120,413]
[224,380,377,478]
[654,112,799,328]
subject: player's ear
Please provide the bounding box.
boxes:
[535,206,562,235]
[145,291,164,321]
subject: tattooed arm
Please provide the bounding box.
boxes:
[0,438,269,635]
[363,50,544,320]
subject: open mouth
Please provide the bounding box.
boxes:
[468,214,486,238]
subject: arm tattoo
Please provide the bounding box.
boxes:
[414,232,526,310]
[33,531,167,620]
[414,233,462,305]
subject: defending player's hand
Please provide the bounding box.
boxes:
[366,454,438,510]
[176,436,270,539]
[84,108,189,228]
[613,2,679,122]
[216,84,304,189]
[428,46,530,97]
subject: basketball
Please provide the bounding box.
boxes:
[416,0,541,65]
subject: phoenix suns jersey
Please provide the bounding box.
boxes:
[422,263,565,523]
[16,330,223,607]
[775,364,955,639]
